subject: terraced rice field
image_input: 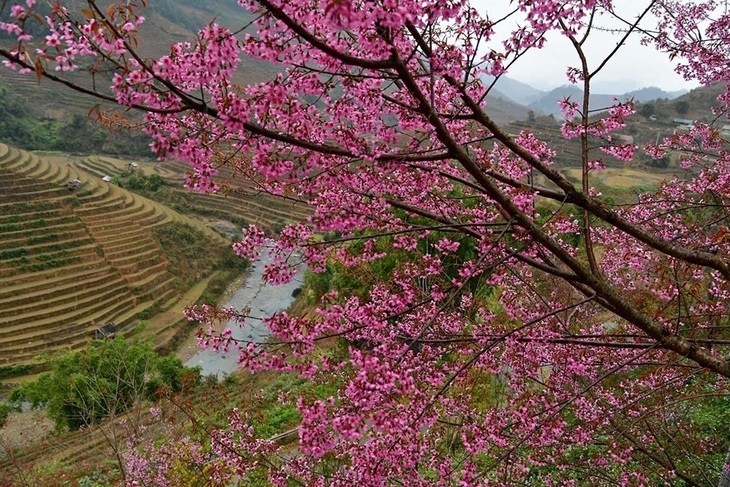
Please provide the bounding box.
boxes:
[0,143,226,372]
[0,150,314,482]
[75,155,312,233]
[563,167,671,189]
[507,120,585,166]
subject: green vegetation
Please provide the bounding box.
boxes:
[0,83,58,150]
[235,372,330,439]
[0,363,34,380]
[152,222,248,293]
[116,171,252,229]
[196,271,237,306]
[0,247,29,260]
[256,403,301,438]
[8,337,201,431]
[0,201,58,215]
[304,227,494,305]
[0,84,151,156]
[686,393,730,474]
[26,233,60,245]
[15,250,79,274]
[0,215,76,233]
[675,99,690,114]
[116,173,166,193]
[134,300,162,319]
[639,102,655,118]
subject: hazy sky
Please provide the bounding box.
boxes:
[471,1,700,93]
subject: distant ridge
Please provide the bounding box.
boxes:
[481,75,547,106]
[527,85,688,117]
[479,74,688,119]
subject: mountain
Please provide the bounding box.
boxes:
[633,83,728,123]
[482,76,546,106]
[0,0,277,121]
[478,76,689,120]
[625,87,687,102]
[528,85,688,117]
[484,89,532,124]
[134,0,280,84]
[0,2,694,129]
[1,1,535,129]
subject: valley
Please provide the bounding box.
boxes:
[0,2,726,480]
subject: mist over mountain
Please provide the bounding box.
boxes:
[480,75,688,119]
[525,85,688,117]
[482,76,546,106]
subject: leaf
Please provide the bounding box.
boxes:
[106,3,117,21]
[34,58,43,83]
[87,104,101,121]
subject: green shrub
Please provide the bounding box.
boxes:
[27,233,59,245]
[256,404,301,438]
[118,172,166,193]
[0,247,29,260]
[0,363,34,379]
[9,337,199,431]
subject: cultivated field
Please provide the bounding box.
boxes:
[0,143,227,377]
[563,167,672,189]
[74,154,312,233]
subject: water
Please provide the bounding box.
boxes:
[185,253,305,378]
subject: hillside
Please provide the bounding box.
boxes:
[0,141,313,483]
[0,0,277,123]
[0,143,231,381]
[482,75,546,106]
[479,74,689,121]
[0,81,152,157]
[484,89,532,124]
[2,1,535,132]
[500,83,728,175]
[633,82,729,124]
[72,155,312,235]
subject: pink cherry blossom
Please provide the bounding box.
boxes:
[1,0,728,484]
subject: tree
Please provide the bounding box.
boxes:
[8,337,200,484]
[1,1,729,484]
[675,99,690,115]
[640,102,655,118]
[9,337,196,431]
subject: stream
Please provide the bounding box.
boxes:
[185,253,305,378]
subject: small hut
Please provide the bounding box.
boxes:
[93,322,118,340]
[66,179,81,191]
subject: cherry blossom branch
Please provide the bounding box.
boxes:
[255,0,395,70]
[401,20,730,279]
[393,25,730,376]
